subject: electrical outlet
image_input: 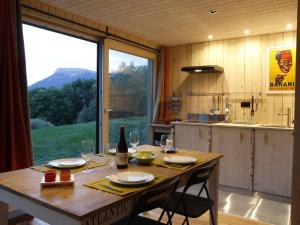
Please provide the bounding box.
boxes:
[241,102,251,107]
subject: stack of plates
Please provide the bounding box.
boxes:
[107,171,154,185]
[48,158,86,168]
[163,156,197,165]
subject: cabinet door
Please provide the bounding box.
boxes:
[175,125,209,152]
[254,130,293,197]
[211,127,253,189]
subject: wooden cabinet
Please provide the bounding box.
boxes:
[174,123,294,196]
[175,124,210,152]
[211,127,253,189]
[254,129,293,197]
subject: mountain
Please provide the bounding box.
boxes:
[29,68,96,90]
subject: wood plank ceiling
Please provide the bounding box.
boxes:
[39,0,297,46]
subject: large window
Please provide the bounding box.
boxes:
[108,49,152,145]
[23,24,98,165]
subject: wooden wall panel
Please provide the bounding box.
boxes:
[166,32,296,125]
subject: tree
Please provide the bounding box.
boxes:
[28,63,149,125]
[29,79,96,125]
[76,98,96,123]
[109,62,149,117]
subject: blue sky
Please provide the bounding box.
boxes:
[23,24,148,85]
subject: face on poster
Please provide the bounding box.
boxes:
[267,47,296,92]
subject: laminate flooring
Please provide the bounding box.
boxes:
[219,186,291,225]
[181,185,291,225]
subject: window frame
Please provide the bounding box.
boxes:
[22,22,103,156]
[103,39,157,148]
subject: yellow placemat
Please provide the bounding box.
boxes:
[84,174,167,196]
[31,160,107,173]
[152,156,206,170]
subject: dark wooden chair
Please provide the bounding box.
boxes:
[159,163,216,225]
[112,177,180,225]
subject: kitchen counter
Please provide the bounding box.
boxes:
[172,121,294,131]
[149,123,174,128]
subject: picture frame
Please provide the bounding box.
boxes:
[266,47,296,94]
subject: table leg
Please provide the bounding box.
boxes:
[209,159,220,225]
[0,201,8,225]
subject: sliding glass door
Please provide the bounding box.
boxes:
[108,49,152,146]
[23,24,99,165]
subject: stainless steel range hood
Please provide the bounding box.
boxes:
[181,65,224,73]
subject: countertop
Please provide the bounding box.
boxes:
[149,123,174,128]
[172,121,294,131]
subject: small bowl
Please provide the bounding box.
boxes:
[135,151,155,164]
[128,152,135,161]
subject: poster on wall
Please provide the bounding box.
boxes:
[267,47,296,93]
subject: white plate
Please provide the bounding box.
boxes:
[107,172,154,185]
[108,148,136,155]
[163,156,197,165]
[48,158,86,168]
[117,171,151,183]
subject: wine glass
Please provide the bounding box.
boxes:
[160,134,168,159]
[166,136,173,151]
[81,140,94,174]
[129,129,139,152]
[104,143,116,167]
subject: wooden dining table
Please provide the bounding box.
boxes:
[0,145,222,225]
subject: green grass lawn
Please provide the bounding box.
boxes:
[31,116,149,165]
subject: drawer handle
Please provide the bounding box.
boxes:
[198,129,202,139]
[264,134,268,145]
[240,133,244,143]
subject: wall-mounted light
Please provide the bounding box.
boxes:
[208,35,213,40]
[244,29,250,35]
[286,23,292,30]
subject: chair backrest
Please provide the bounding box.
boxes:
[183,162,216,196]
[127,177,180,224]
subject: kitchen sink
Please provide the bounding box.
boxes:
[231,120,257,125]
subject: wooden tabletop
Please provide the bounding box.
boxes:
[0,145,222,221]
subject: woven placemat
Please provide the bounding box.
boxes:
[84,174,167,196]
[152,156,205,170]
[31,160,107,173]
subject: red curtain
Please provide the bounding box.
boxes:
[0,0,33,172]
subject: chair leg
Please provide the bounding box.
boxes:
[186,217,190,225]
[158,209,165,222]
[181,217,189,225]
[209,207,216,225]
[166,210,173,225]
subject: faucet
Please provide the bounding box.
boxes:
[278,107,291,127]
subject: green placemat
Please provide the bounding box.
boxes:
[31,160,107,173]
[84,174,167,196]
[152,156,205,170]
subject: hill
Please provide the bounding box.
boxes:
[29,68,96,90]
